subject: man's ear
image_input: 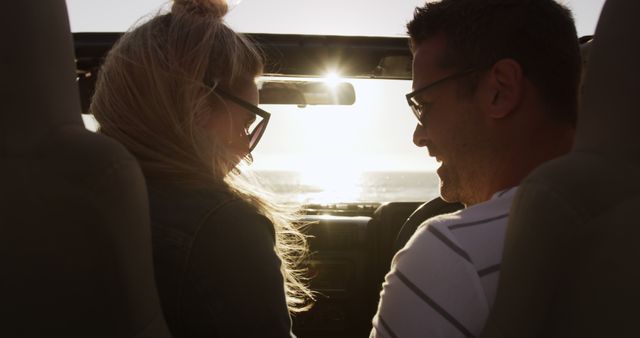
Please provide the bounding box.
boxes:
[485,58,524,119]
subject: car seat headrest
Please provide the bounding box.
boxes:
[575,0,640,161]
[0,0,83,155]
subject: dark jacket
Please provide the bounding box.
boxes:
[147,181,294,338]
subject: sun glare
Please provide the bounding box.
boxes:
[297,162,363,204]
[322,71,342,88]
[246,77,440,203]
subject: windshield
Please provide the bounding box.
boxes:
[249,77,440,204]
[71,0,605,205]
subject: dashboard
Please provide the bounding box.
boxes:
[293,203,424,338]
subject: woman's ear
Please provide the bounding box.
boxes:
[486,58,524,119]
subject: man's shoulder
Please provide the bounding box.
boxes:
[403,187,518,266]
[395,210,466,267]
[420,186,518,233]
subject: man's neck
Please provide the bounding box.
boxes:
[466,125,575,207]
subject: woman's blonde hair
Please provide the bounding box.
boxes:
[90,0,313,311]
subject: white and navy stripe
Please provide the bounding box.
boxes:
[371,187,517,338]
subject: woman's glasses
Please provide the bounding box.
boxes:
[214,88,271,152]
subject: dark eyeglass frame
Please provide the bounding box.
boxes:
[405,68,478,125]
[213,88,271,152]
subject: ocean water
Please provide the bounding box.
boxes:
[253,170,441,204]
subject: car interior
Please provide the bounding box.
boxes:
[2,0,635,338]
[74,29,466,338]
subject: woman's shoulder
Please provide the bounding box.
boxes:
[147,181,240,235]
[203,197,276,242]
[146,180,275,241]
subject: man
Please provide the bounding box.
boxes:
[371,0,580,337]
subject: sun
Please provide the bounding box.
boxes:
[322,71,342,88]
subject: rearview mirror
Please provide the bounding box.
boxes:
[259,80,355,106]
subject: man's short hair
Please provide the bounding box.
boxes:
[407,0,581,125]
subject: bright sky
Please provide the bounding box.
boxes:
[67,0,605,37]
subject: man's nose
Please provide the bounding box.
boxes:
[413,123,428,147]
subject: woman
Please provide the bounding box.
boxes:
[90,0,313,337]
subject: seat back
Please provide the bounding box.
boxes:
[481,1,640,337]
[0,1,171,337]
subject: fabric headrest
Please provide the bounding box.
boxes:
[575,0,640,160]
[0,0,83,155]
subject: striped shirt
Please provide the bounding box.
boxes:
[370,187,518,338]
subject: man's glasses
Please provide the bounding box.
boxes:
[405,68,478,125]
[214,88,271,152]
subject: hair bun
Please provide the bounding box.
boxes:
[172,0,228,18]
